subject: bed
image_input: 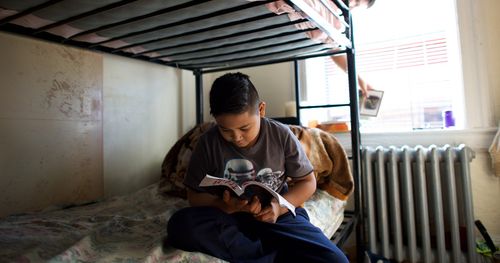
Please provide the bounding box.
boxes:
[0,0,363,262]
[0,187,345,262]
[0,122,352,262]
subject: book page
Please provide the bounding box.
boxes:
[199,175,244,196]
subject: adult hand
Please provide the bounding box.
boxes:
[358,76,373,98]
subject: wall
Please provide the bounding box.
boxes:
[201,62,295,122]
[480,0,500,120]
[0,32,103,217]
[0,32,182,217]
[103,55,180,197]
[457,0,499,129]
[180,70,197,134]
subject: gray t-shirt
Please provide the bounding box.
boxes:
[183,117,313,194]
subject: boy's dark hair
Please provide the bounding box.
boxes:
[209,72,260,117]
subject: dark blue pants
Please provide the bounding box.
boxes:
[166,206,349,263]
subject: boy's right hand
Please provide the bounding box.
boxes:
[222,190,262,215]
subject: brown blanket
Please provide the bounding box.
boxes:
[288,125,353,201]
[160,122,353,201]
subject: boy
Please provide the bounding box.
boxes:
[167,72,348,263]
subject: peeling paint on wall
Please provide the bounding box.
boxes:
[45,77,90,118]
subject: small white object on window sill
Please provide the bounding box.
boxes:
[285,101,296,117]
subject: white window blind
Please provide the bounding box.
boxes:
[302,0,463,133]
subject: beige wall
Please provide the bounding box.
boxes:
[0,32,103,217]
[0,32,182,217]
[180,70,197,133]
[103,55,180,197]
[481,0,500,121]
[201,63,295,122]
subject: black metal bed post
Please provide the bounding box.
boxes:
[293,60,301,125]
[345,9,365,262]
[194,69,203,124]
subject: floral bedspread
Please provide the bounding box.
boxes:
[0,182,345,262]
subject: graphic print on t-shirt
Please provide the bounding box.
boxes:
[223,159,284,192]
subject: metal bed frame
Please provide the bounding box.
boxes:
[0,0,364,259]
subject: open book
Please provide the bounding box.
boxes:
[199,174,296,216]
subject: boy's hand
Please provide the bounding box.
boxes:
[254,198,282,223]
[221,190,262,214]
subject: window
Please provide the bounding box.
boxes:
[301,0,464,133]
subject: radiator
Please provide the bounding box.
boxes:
[361,145,477,263]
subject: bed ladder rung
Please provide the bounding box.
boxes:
[331,210,356,248]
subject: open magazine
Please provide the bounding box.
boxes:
[199,174,296,216]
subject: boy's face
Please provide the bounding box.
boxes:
[215,102,266,148]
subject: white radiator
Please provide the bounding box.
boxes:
[362,145,478,263]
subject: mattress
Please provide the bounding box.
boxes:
[0,0,350,70]
[0,181,345,262]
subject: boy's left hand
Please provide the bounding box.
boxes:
[253,198,282,223]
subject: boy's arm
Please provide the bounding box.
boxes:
[280,171,316,215]
[254,171,316,223]
[186,188,261,214]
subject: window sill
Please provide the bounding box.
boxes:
[333,127,497,153]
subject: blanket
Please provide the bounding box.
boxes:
[160,121,353,201]
[0,182,344,262]
[0,183,222,262]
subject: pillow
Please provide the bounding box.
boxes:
[159,122,216,198]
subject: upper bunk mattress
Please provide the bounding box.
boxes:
[0,0,351,71]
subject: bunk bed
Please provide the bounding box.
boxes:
[0,0,363,261]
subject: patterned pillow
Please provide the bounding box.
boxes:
[159,122,216,198]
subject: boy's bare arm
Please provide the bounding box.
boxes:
[254,172,316,223]
[280,172,316,215]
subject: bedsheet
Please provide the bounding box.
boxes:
[0,181,345,262]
